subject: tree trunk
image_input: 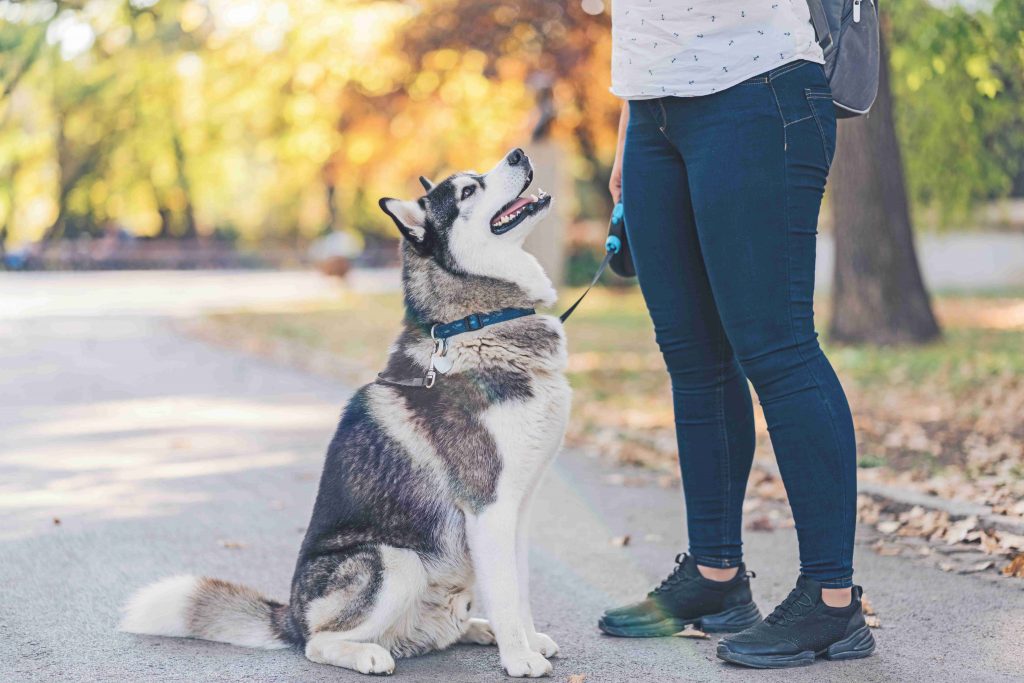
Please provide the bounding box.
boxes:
[156,205,174,239]
[829,30,940,345]
[523,79,567,286]
[171,129,198,239]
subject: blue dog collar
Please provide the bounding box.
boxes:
[431,307,536,340]
[376,306,536,389]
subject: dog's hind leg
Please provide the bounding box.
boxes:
[297,545,427,675]
[459,617,497,645]
[305,636,395,675]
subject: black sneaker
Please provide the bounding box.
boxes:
[716,576,876,668]
[598,554,762,637]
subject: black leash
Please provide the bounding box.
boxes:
[558,249,614,323]
[559,203,625,322]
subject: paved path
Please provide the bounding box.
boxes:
[1,271,1022,682]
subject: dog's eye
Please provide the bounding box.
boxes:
[461,185,475,200]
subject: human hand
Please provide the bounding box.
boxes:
[609,159,623,204]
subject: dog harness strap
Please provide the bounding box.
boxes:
[431,307,536,340]
[558,250,614,324]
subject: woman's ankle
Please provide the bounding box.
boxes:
[697,564,739,582]
[821,587,853,608]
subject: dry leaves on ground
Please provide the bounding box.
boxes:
[858,496,1024,577]
[745,514,776,532]
[861,595,880,628]
[1002,553,1024,578]
[674,626,709,639]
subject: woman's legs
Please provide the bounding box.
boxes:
[663,62,856,588]
[606,63,870,661]
[622,100,756,572]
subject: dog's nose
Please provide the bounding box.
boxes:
[507,148,525,166]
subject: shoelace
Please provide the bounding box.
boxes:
[651,553,690,595]
[765,587,814,626]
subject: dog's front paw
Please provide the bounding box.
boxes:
[502,651,552,678]
[355,644,395,675]
[528,632,559,658]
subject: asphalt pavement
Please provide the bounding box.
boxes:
[2,271,1022,682]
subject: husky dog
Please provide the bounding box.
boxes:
[120,149,570,678]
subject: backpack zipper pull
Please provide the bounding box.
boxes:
[853,0,862,23]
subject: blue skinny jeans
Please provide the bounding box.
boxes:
[621,60,856,588]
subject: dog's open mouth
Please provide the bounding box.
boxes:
[490,189,552,235]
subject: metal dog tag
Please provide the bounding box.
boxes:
[431,352,454,374]
[429,336,454,375]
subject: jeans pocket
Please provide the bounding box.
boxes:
[806,89,837,168]
[770,64,826,127]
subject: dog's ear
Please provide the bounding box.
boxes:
[379,197,431,254]
[418,176,434,192]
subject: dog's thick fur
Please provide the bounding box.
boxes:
[120,151,571,677]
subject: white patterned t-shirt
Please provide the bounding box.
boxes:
[611,1,825,99]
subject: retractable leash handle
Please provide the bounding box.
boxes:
[605,201,625,255]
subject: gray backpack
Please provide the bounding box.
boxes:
[806,0,880,117]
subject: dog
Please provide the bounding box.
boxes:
[120,149,571,678]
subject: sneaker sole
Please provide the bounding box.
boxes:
[716,625,876,669]
[598,601,762,638]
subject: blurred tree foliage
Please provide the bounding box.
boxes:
[0,0,1020,246]
[888,0,1024,221]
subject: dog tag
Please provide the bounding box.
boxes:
[431,352,454,375]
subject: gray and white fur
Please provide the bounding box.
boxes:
[120,149,571,678]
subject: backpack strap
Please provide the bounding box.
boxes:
[806,0,834,54]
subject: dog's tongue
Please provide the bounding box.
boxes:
[495,196,532,221]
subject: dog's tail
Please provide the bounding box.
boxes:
[119,575,302,649]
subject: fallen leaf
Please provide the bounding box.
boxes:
[872,541,902,557]
[567,675,587,683]
[745,515,775,532]
[1001,553,1024,578]
[864,615,881,629]
[861,596,876,616]
[611,535,631,547]
[978,530,1003,555]
[674,626,709,639]
[961,560,995,574]
[52,517,61,526]
[218,539,246,549]
[998,533,1024,551]
[876,520,902,534]
[944,516,979,545]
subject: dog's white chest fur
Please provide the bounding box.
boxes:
[482,369,571,497]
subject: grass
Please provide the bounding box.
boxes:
[201,285,1024,492]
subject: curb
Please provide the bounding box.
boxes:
[753,461,1024,535]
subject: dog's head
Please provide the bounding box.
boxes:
[379,149,555,310]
